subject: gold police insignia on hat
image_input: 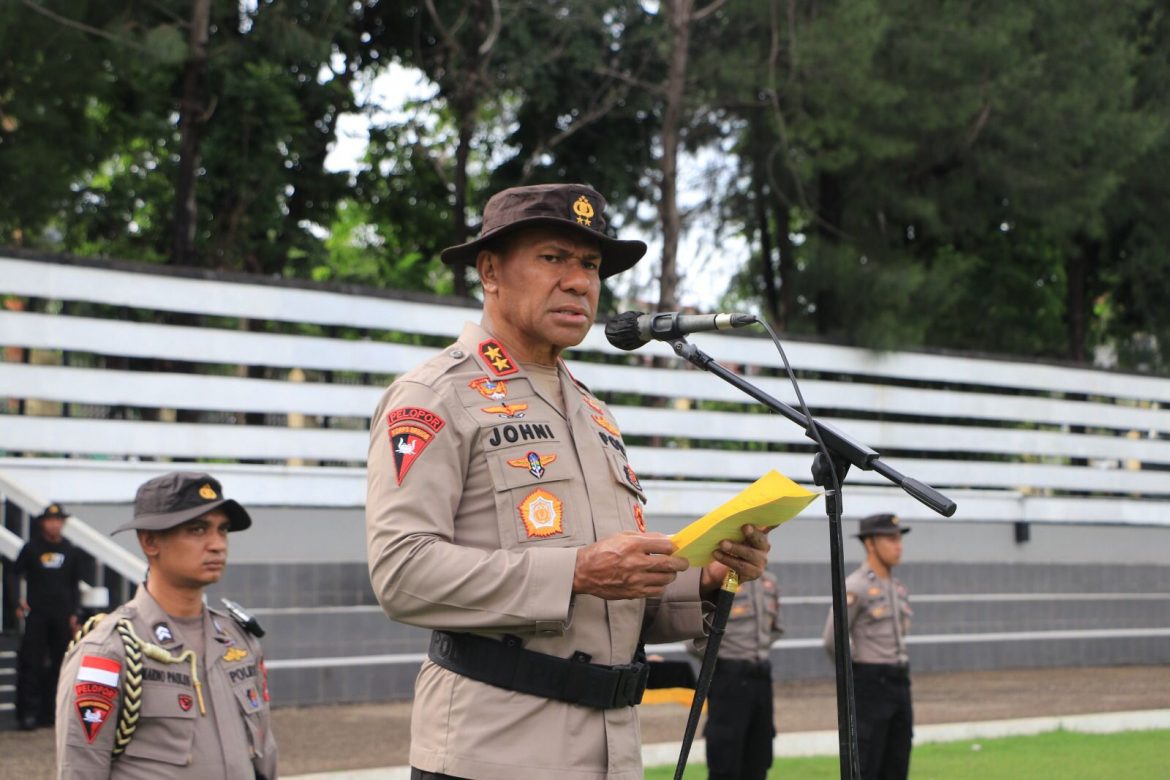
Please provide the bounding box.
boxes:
[572,195,594,226]
[199,484,218,500]
[49,504,60,514]
[891,516,900,526]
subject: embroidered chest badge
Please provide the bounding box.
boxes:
[592,414,620,437]
[482,402,528,419]
[518,488,565,538]
[623,464,643,492]
[469,377,509,401]
[633,503,646,533]
[178,693,194,711]
[478,339,519,377]
[508,451,557,479]
[223,647,249,663]
[387,406,447,485]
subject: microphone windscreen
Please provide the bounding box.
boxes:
[605,310,648,351]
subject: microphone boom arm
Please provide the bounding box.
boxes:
[670,339,956,516]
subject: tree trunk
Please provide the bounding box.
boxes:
[656,0,693,312]
[171,0,211,267]
[1065,240,1096,364]
[451,113,473,299]
[753,170,780,324]
[774,200,795,331]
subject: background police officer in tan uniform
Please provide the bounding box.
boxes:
[822,513,913,780]
[693,568,783,780]
[366,182,772,780]
[56,472,277,779]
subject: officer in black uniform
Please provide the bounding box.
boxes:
[8,503,83,730]
[822,513,914,780]
[694,569,784,780]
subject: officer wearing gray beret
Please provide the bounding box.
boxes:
[55,472,277,779]
[822,513,913,780]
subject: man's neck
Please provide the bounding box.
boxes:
[146,578,205,619]
[480,314,561,366]
[867,555,891,580]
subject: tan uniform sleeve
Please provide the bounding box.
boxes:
[56,639,121,779]
[640,568,706,644]
[822,581,865,660]
[366,380,576,634]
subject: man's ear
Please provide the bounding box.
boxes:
[476,250,501,295]
[138,529,161,559]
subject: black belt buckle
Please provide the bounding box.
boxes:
[610,661,649,707]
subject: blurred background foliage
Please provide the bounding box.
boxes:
[1,0,1168,371]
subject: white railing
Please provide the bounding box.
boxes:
[2,251,1169,527]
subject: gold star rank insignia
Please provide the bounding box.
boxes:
[478,339,518,377]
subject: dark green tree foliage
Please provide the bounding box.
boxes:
[1,0,361,275]
[715,0,1163,360]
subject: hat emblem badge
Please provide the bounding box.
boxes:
[572,195,594,226]
[199,484,218,500]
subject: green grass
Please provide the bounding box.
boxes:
[646,729,1170,779]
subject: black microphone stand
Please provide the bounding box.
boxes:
[668,336,956,780]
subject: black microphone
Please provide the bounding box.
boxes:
[605,310,758,350]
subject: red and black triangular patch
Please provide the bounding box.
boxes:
[387,407,447,484]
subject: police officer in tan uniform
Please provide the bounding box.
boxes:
[693,569,783,780]
[56,472,278,779]
[822,513,913,780]
[366,183,772,780]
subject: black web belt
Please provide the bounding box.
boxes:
[428,630,650,709]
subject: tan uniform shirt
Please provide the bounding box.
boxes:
[822,562,912,665]
[698,571,783,663]
[56,586,277,779]
[366,322,707,780]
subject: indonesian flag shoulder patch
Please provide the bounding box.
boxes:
[387,406,447,485]
[75,655,121,743]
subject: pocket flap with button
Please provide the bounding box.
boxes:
[605,451,647,503]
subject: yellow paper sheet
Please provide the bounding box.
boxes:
[670,470,819,566]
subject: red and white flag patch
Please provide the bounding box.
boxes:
[78,655,120,688]
[388,407,446,484]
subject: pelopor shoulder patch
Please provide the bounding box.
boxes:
[388,407,447,484]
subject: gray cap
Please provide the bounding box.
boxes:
[856,513,910,538]
[113,472,252,535]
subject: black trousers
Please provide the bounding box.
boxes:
[17,610,73,724]
[852,663,913,780]
[703,659,775,780]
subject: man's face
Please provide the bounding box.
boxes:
[40,517,65,542]
[142,509,230,589]
[869,533,904,569]
[479,227,603,363]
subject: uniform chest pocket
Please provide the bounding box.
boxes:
[120,682,197,766]
[729,592,757,620]
[486,448,577,547]
[231,679,270,757]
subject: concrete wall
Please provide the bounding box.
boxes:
[68,503,1170,707]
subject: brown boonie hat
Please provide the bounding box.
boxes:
[440,183,647,279]
[856,513,910,538]
[112,472,252,534]
[36,503,69,521]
